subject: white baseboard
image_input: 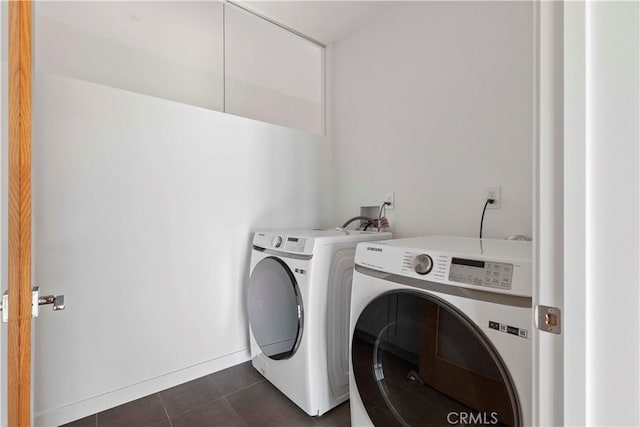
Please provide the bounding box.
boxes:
[34,349,250,427]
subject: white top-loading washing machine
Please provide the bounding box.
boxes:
[248,228,392,416]
[349,236,532,426]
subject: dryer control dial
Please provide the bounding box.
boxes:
[413,254,433,275]
[272,236,283,248]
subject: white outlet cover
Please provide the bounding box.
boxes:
[384,192,395,209]
[486,187,501,209]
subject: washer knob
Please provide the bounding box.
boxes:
[272,236,283,248]
[413,254,433,275]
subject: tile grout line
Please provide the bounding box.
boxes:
[216,377,269,425]
[217,374,346,427]
[164,396,226,422]
[79,366,267,426]
[165,378,265,421]
[157,392,174,427]
[157,394,249,427]
[218,378,265,400]
[76,377,348,427]
[222,395,249,427]
[223,379,322,427]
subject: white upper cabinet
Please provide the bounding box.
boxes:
[33,2,324,134]
[35,1,224,111]
[224,5,324,135]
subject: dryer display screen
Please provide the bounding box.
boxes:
[449,258,513,290]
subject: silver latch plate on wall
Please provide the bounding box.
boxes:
[537,305,561,334]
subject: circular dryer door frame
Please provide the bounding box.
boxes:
[248,256,304,360]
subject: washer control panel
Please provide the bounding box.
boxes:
[448,257,513,290]
[412,254,433,275]
[401,252,448,281]
[356,237,531,297]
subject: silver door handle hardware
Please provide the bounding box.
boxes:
[32,286,65,318]
[0,287,65,321]
[39,294,65,310]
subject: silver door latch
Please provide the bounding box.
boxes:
[0,287,65,322]
[536,305,561,334]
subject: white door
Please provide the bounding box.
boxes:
[533,1,564,425]
[564,1,640,425]
[536,1,640,425]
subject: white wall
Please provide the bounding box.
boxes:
[31,73,332,426]
[331,1,535,239]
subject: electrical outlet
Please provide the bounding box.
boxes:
[486,187,501,209]
[384,192,395,209]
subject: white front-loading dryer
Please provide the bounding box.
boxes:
[248,229,391,416]
[349,236,532,426]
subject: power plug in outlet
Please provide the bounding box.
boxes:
[384,192,395,209]
[486,187,501,209]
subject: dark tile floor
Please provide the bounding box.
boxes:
[63,362,351,427]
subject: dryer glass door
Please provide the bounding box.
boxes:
[248,257,303,360]
[352,291,520,427]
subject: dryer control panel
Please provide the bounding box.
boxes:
[284,237,307,252]
[253,229,393,257]
[253,232,312,255]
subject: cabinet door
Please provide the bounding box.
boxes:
[35,1,224,111]
[224,5,324,134]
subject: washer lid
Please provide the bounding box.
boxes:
[248,257,303,360]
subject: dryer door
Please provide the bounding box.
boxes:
[248,257,303,360]
[352,291,520,427]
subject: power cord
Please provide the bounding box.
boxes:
[377,201,391,232]
[479,198,495,239]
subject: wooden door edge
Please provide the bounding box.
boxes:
[8,1,32,426]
